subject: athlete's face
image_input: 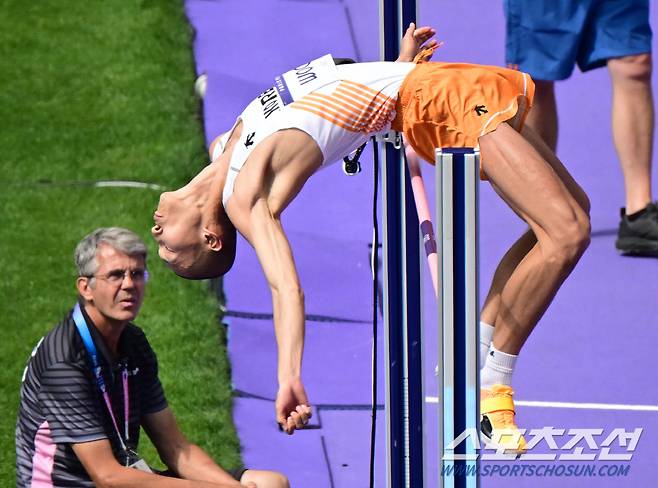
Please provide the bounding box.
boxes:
[79,245,146,324]
[151,191,201,270]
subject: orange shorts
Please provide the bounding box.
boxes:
[391,61,535,170]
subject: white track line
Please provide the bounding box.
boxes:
[425,397,658,412]
[93,180,165,190]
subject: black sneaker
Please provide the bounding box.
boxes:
[616,202,658,256]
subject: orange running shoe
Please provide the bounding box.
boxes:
[480,384,526,454]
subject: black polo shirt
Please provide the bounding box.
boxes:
[16,305,168,487]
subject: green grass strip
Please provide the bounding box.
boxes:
[0,1,241,483]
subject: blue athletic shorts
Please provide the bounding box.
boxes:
[504,0,652,80]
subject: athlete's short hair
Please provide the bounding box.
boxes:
[173,226,236,280]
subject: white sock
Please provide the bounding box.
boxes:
[479,321,495,369]
[481,344,517,389]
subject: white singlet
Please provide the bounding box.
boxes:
[220,55,414,206]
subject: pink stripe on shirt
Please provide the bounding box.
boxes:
[31,421,56,488]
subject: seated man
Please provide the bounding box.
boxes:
[151,25,591,451]
[16,227,288,488]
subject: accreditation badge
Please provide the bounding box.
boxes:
[123,448,153,473]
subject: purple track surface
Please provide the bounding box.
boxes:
[186,1,658,486]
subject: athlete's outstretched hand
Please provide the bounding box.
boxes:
[397,22,439,62]
[275,378,312,435]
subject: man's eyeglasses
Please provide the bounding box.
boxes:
[84,269,149,285]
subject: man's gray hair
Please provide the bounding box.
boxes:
[75,227,147,277]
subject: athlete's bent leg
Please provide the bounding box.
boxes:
[480,124,590,331]
[479,123,590,356]
[478,123,590,453]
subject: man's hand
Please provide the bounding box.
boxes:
[397,22,438,62]
[275,378,312,435]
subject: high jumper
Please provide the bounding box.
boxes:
[151,24,591,450]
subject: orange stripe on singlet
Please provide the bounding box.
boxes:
[303,92,394,132]
[291,80,396,133]
[293,98,363,130]
[317,91,369,118]
[303,93,365,122]
[331,90,395,119]
[341,80,391,105]
[304,94,394,133]
[292,102,361,131]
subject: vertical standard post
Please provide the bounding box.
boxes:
[436,148,480,488]
[380,0,422,487]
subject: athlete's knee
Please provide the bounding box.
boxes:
[542,209,590,266]
[563,208,590,258]
[608,53,652,84]
[577,188,591,217]
[575,209,591,254]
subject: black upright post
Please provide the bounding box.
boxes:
[381,0,423,486]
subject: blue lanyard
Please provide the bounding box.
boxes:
[72,303,129,450]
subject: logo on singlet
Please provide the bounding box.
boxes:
[294,61,318,86]
[244,132,255,148]
[258,87,281,119]
[475,105,488,116]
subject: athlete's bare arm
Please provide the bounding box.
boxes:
[220,129,322,434]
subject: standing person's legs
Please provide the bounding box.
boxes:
[504,0,587,151]
[608,53,654,214]
[524,80,559,152]
[579,0,653,214]
[578,0,657,253]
